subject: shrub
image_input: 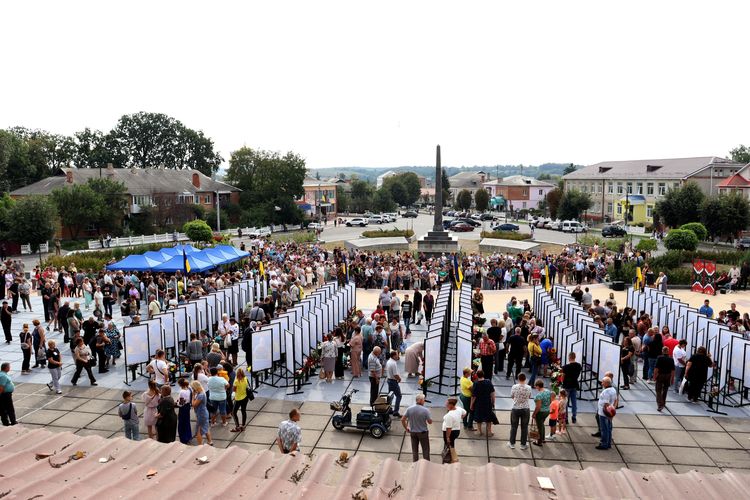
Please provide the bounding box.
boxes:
[480,231,533,241]
[361,229,415,238]
[679,222,708,242]
[648,250,684,269]
[664,229,698,251]
[183,220,213,243]
[270,231,317,244]
[636,238,658,253]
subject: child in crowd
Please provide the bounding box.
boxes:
[557,389,568,435]
[118,391,140,441]
[547,392,558,440]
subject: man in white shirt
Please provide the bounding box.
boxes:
[442,397,467,463]
[385,350,402,417]
[595,377,618,450]
[672,339,688,393]
[148,349,169,385]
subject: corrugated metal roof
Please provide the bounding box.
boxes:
[2,426,748,499]
[563,156,740,180]
[10,168,239,197]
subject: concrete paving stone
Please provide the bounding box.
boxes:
[74,428,118,439]
[245,397,268,412]
[529,442,578,461]
[660,446,716,466]
[15,394,56,409]
[611,427,655,446]
[484,425,514,442]
[315,430,364,451]
[705,448,750,468]
[565,426,600,443]
[676,416,725,432]
[74,399,120,414]
[714,417,750,433]
[97,388,132,401]
[627,463,677,473]
[690,431,744,449]
[18,409,68,425]
[12,383,46,395]
[51,411,100,429]
[535,460,582,470]
[454,456,491,466]
[261,399,303,413]
[637,414,682,430]
[580,461,627,471]
[211,439,232,449]
[572,443,624,463]
[673,465,724,474]
[452,438,490,457]
[43,425,81,434]
[608,413,643,428]
[489,457,529,467]
[617,444,668,465]
[648,429,699,447]
[231,442,273,453]
[299,401,337,416]
[488,443,533,459]
[296,414,332,431]
[64,386,110,399]
[208,424,244,441]
[247,412,288,428]
[732,433,750,449]
[355,451,399,463]
[42,396,87,411]
[357,434,404,453]
[86,414,129,432]
[232,426,280,445]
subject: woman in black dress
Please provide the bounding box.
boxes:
[155,385,178,443]
[334,330,346,380]
[469,370,496,437]
[620,337,635,390]
[684,346,712,402]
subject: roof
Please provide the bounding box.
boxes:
[563,157,741,180]
[10,167,239,197]
[717,172,750,188]
[483,175,555,188]
[448,171,487,189]
[303,177,338,188]
[3,426,748,500]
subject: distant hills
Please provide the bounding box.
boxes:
[308,164,578,183]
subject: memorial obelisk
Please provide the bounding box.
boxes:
[417,145,459,256]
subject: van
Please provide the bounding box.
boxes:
[562,220,586,233]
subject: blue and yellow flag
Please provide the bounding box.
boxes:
[453,254,463,289]
[259,260,265,280]
[544,264,550,292]
[183,250,191,274]
[635,266,643,289]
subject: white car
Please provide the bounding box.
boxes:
[547,220,562,231]
[368,215,384,224]
[346,217,369,227]
[247,227,271,238]
[383,213,397,222]
[561,220,586,233]
[307,222,324,230]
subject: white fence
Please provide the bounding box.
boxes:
[20,243,49,255]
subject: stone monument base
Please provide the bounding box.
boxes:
[417,230,459,255]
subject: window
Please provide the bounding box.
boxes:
[607,202,613,213]
[646,206,653,218]
[626,182,633,194]
[617,182,623,194]
[193,195,200,204]
[581,185,587,193]
[607,182,613,194]
[646,183,654,195]
[658,183,666,196]
[673,182,679,190]
[522,189,528,196]
[616,204,622,215]
[203,195,211,204]
[164,216,173,225]
[133,195,153,207]
[538,189,544,196]
[636,182,643,195]
[522,202,527,209]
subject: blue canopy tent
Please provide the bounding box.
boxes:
[191,249,228,267]
[106,254,164,272]
[161,244,199,257]
[214,245,250,261]
[143,250,172,262]
[152,253,215,273]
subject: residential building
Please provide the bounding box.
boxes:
[376,170,427,188]
[482,175,555,211]
[716,167,750,199]
[10,165,240,238]
[562,157,745,224]
[298,177,338,220]
[447,170,487,203]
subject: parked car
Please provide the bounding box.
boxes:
[383,213,398,222]
[602,225,627,238]
[470,213,483,221]
[456,217,481,227]
[368,215,384,224]
[547,220,562,231]
[736,237,750,250]
[561,220,586,233]
[346,217,369,227]
[307,222,324,230]
[535,218,551,228]
[492,223,519,232]
[402,210,419,218]
[480,213,494,221]
[247,227,271,238]
[451,222,475,232]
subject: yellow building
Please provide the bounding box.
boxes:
[615,195,651,224]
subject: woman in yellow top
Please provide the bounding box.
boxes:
[459,367,476,430]
[528,334,542,385]
[231,368,253,432]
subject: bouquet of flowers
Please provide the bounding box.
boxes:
[418,376,433,390]
[548,347,559,367]
[550,364,563,394]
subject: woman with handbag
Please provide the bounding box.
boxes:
[19,323,33,374]
[70,337,97,386]
[531,379,551,447]
[103,314,121,366]
[32,320,47,369]
[142,380,160,440]
[441,397,466,463]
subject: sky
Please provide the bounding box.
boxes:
[1,1,749,169]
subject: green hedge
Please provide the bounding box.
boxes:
[480,231,533,241]
[361,229,415,238]
[664,229,698,251]
[635,238,658,252]
[270,231,317,243]
[680,222,708,241]
[608,260,694,285]
[578,234,625,252]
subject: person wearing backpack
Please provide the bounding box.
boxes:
[118,391,140,440]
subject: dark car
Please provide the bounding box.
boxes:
[492,223,519,232]
[451,222,474,232]
[456,217,481,227]
[480,213,494,221]
[736,237,750,250]
[602,225,627,238]
[402,210,418,218]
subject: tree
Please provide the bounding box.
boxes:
[664,228,698,251]
[108,112,222,175]
[183,219,213,243]
[51,184,100,240]
[7,196,57,252]
[546,188,563,219]
[336,185,350,213]
[730,145,750,164]
[456,189,473,211]
[679,222,708,242]
[382,172,421,207]
[372,188,396,213]
[563,163,577,175]
[72,128,111,168]
[441,168,451,205]
[87,178,128,234]
[225,147,307,225]
[0,193,15,240]
[635,238,658,253]
[701,192,750,240]
[557,189,592,220]
[654,182,705,228]
[474,189,490,212]
[349,179,374,213]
